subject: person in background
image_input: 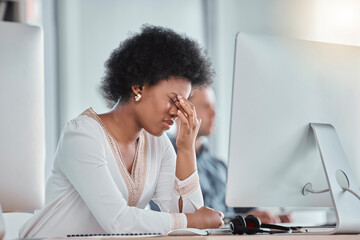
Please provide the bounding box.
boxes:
[167,85,291,223]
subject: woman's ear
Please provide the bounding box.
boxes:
[131,85,143,95]
[132,85,144,102]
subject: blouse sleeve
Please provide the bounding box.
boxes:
[151,134,204,225]
[58,117,185,234]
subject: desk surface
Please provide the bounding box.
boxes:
[61,234,360,240]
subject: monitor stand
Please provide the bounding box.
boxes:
[0,205,5,240]
[309,123,360,234]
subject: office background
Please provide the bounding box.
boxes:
[18,0,360,181]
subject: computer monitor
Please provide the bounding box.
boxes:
[226,32,360,233]
[0,22,45,215]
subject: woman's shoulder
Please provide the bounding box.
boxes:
[62,108,104,138]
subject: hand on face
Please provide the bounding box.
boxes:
[174,95,201,151]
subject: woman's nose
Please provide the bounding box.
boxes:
[169,104,178,118]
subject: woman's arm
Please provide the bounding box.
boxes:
[151,134,202,213]
[173,96,224,229]
[151,134,223,229]
[174,95,199,180]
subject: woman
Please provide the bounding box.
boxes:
[19,25,223,238]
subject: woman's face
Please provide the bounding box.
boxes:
[135,77,191,136]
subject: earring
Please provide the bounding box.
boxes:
[134,93,141,102]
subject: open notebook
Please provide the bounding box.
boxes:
[66,228,231,238]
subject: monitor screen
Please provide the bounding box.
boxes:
[0,22,45,213]
[226,32,360,209]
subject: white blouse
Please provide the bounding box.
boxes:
[19,108,203,238]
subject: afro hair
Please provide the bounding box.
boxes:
[100,24,214,106]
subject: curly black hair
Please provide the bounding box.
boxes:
[100,25,214,106]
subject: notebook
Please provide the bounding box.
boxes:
[67,233,162,238]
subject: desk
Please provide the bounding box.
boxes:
[62,235,360,240]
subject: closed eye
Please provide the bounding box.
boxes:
[168,96,177,103]
[168,92,179,104]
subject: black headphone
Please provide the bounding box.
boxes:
[230,215,295,235]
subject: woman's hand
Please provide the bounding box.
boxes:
[185,206,224,229]
[175,95,201,151]
[174,95,201,180]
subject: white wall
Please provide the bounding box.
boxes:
[42,0,60,181]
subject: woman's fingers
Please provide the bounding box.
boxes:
[219,210,224,219]
[178,96,197,125]
[175,95,201,149]
[177,110,188,127]
[175,101,187,118]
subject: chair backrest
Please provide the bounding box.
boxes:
[0,21,45,239]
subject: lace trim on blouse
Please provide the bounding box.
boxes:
[169,213,186,230]
[81,108,147,207]
[174,171,200,198]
